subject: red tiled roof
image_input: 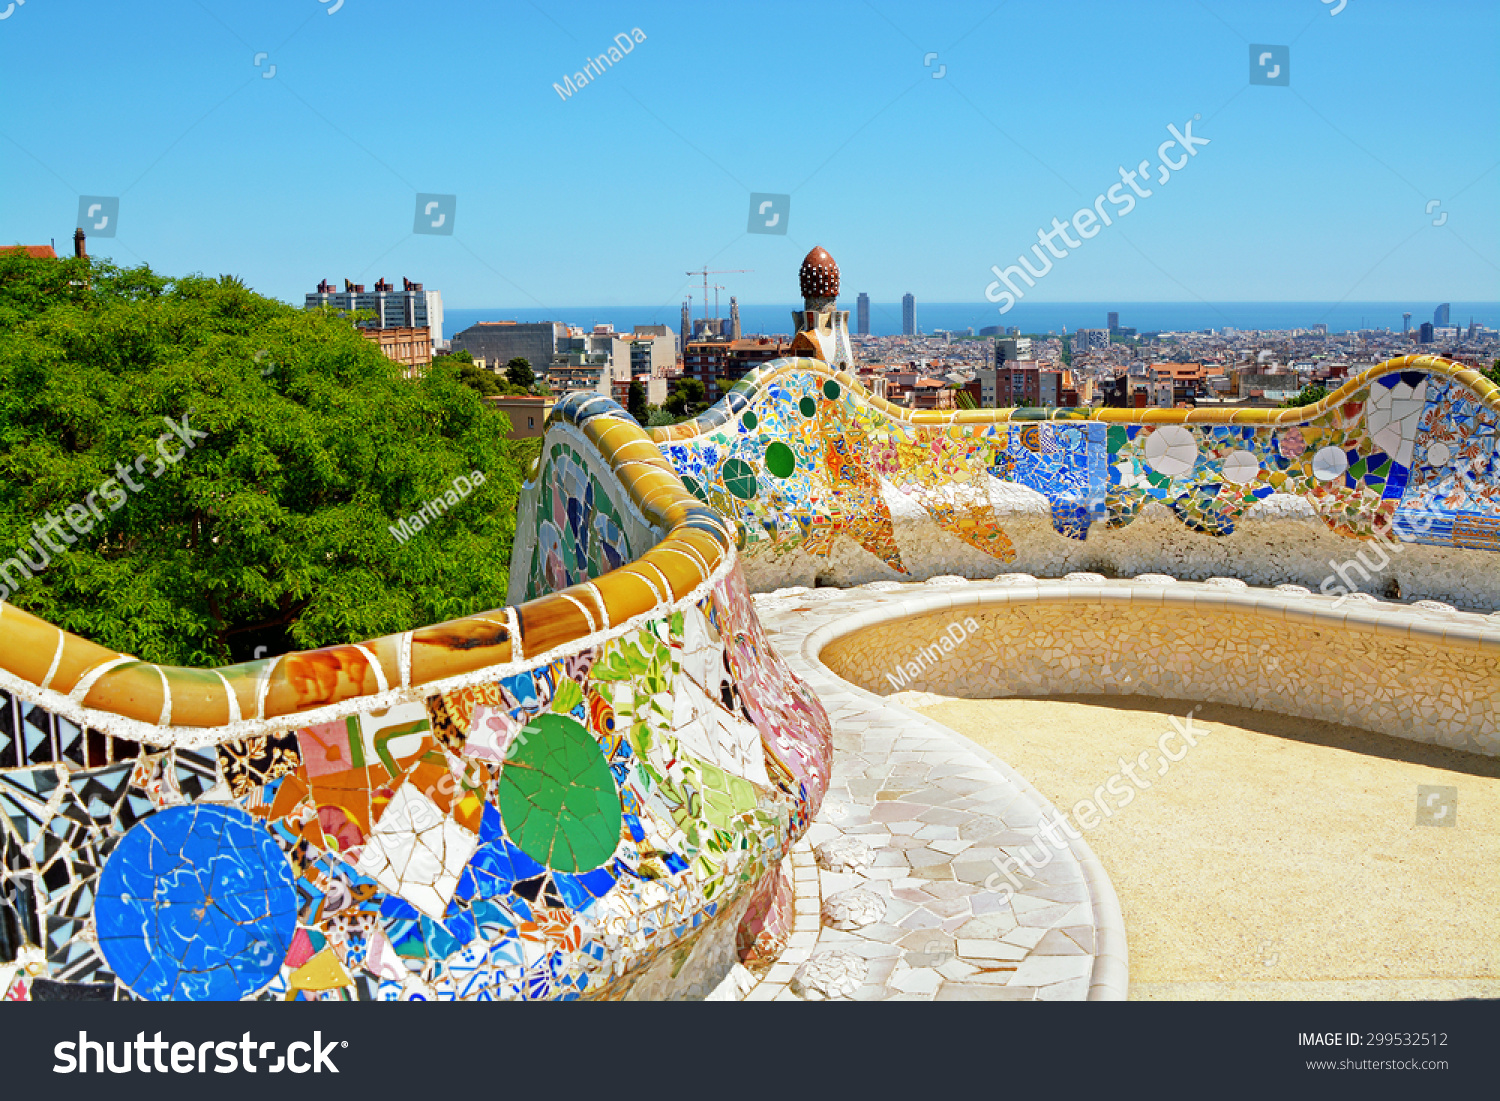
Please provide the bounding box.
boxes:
[1,245,58,259]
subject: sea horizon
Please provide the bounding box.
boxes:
[441,301,1500,340]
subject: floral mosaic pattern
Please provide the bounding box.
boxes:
[656,357,1500,568]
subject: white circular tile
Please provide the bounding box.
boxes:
[1426,441,1451,467]
[1143,425,1198,479]
[1221,449,1261,485]
[1311,446,1349,481]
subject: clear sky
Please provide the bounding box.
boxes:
[2,0,1495,310]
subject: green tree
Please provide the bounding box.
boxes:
[0,251,526,667]
[458,363,505,397]
[662,378,709,420]
[1282,383,1328,408]
[505,356,536,390]
[627,380,649,423]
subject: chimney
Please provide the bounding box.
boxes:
[73,228,87,259]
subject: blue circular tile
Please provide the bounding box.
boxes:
[96,804,297,1001]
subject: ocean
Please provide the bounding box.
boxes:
[441,302,1499,341]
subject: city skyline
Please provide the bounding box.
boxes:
[1,0,1495,311]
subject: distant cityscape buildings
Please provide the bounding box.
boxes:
[304,277,442,368]
[451,321,568,376]
[295,246,1488,425]
[450,320,673,402]
[1074,328,1110,353]
[305,278,443,343]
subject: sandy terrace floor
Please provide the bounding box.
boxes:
[900,693,1500,1001]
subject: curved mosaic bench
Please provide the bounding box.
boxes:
[4,348,1496,1001]
[812,579,1500,758]
[0,392,831,1001]
[641,355,1500,606]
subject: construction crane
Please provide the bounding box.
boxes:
[711,284,727,318]
[686,267,751,322]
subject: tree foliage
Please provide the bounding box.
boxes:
[1281,383,1328,408]
[437,350,533,399]
[662,378,709,420]
[626,380,649,423]
[505,356,536,390]
[0,251,526,667]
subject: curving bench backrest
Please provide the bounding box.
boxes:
[641,354,1500,574]
[0,391,830,1002]
[0,394,737,740]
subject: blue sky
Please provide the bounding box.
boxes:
[2,0,1495,309]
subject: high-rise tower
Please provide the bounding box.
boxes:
[729,296,741,340]
[680,301,691,357]
[902,293,915,335]
[856,292,870,335]
[1435,303,1451,327]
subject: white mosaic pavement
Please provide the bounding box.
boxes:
[741,583,1131,1002]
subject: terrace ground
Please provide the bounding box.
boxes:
[908,694,1500,1000]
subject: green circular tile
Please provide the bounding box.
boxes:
[721,457,759,500]
[822,380,841,400]
[681,475,707,502]
[798,396,817,418]
[764,441,796,479]
[499,712,622,873]
[741,411,758,430]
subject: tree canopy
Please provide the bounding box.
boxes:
[1281,383,1328,408]
[626,380,649,423]
[0,251,527,667]
[505,356,536,390]
[662,377,709,420]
